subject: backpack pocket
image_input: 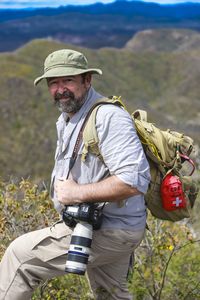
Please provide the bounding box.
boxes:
[145,161,192,221]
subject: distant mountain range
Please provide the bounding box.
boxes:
[1,0,200,52]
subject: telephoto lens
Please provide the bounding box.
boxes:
[65,222,93,275]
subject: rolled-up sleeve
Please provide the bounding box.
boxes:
[96,104,150,194]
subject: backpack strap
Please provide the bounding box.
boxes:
[133,109,147,122]
[82,104,103,161]
[81,96,127,208]
[81,96,125,162]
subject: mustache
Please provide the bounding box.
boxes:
[54,90,74,101]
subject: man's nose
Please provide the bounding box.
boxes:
[57,82,67,94]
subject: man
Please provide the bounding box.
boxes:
[0,49,150,300]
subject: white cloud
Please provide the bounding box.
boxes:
[1,0,200,9]
[142,0,200,3]
[0,0,115,9]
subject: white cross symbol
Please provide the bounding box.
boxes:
[172,197,182,207]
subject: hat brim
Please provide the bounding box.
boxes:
[34,67,102,86]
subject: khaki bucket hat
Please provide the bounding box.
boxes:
[34,49,102,85]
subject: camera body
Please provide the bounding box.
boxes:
[63,203,103,230]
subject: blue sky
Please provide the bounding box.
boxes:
[1,0,200,9]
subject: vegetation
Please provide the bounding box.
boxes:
[0,38,200,181]
[125,29,200,53]
[131,219,200,300]
[0,179,200,299]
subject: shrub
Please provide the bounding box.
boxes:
[1,179,200,299]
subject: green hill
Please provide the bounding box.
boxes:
[125,29,200,53]
[0,37,200,181]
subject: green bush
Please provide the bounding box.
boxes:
[0,179,200,299]
[0,179,93,299]
[129,217,200,300]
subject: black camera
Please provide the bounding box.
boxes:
[63,203,103,275]
[62,203,103,230]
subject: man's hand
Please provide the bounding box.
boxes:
[54,179,81,205]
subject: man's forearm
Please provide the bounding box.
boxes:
[78,175,141,203]
[55,175,142,206]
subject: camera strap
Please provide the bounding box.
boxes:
[66,107,96,179]
[65,104,107,213]
[66,129,83,179]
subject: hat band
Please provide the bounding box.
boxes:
[45,63,88,72]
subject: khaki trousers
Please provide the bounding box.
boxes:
[0,221,145,300]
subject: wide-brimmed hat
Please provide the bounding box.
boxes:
[34,49,102,85]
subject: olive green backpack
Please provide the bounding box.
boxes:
[81,96,199,222]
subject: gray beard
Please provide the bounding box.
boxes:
[56,97,85,114]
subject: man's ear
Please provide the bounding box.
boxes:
[85,73,92,86]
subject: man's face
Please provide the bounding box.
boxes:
[48,74,91,116]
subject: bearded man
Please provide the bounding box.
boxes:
[0,49,150,300]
